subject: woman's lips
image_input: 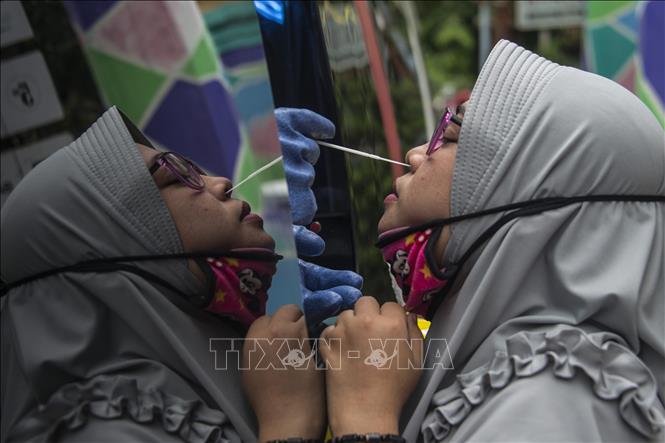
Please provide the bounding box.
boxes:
[238,201,264,227]
[242,213,264,227]
[239,201,251,220]
[384,193,398,204]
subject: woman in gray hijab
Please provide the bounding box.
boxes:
[1,107,280,442]
[377,40,664,442]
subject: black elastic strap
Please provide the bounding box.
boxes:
[375,194,664,249]
[0,250,282,297]
[420,194,663,319]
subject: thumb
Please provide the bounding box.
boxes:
[303,289,343,327]
[318,324,338,364]
[290,108,336,140]
[406,313,424,364]
[293,225,325,257]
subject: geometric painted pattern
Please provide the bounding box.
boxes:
[85,48,167,123]
[182,37,220,79]
[638,1,664,121]
[64,0,288,196]
[144,79,241,179]
[96,1,187,72]
[589,25,636,80]
[64,0,116,32]
[585,0,664,126]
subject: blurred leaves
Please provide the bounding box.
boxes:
[416,1,478,99]
[536,28,582,67]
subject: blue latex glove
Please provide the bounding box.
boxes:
[300,260,363,333]
[276,107,335,225]
[276,108,360,332]
[293,224,325,257]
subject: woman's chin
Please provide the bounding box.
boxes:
[377,213,394,236]
[263,236,276,251]
[252,230,276,251]
[225,227,275,252]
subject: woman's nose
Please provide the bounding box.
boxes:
[204,176,232,200]
[405,144,427,171]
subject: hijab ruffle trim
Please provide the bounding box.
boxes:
[421,326,665,442]
[9,375,237,443]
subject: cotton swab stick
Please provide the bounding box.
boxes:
[317,140,410,167]
[226,155,283,194]
[227,140,410,194]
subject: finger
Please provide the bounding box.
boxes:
[335,308,354,326]
[307,321,329,340]
[288,190,317,226]
[406,313,424,364]
[301,137,321,164]
[304,113,335,141]
[281,137,320,169]
[293,227,325,257]
[271,304,304,323]
[318,324,338,361]
[284,159,316,187]
[406,313,424,339]
[353,296,380,316]
[276,108,336,141]
[319,323,336,341]
[327,285,362,310]
[380,301,406,318]
[300,261,363,290]
[276,109,324,166]
[294,316,312,352]
[303,289,343,327]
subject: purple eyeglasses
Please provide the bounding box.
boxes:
[149,151,206,190]
[426,107,464,156]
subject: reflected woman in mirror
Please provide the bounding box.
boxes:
[1,107,281,442]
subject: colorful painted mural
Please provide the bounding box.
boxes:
[585,0,664,126]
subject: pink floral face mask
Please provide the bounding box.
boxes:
[378,227,448,317]
[204,248,280,329]
[375,195,664,320]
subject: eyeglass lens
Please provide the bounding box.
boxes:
[163,153,205,189]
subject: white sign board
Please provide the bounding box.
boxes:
[1,51,64,137]
[1,149,22,207]
[0,1,34,48]
[515,1,584,31]
[1,132,72,207]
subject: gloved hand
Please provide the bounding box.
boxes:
[276,108,359,333]
[299,260,363,334]
[276,108,335,226]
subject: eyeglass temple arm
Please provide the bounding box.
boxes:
[148,159,162,175]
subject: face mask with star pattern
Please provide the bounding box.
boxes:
[378,227,448,318]
[204,248,280,330]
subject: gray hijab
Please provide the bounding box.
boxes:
[401,40,665,442]
[1,107,256,442]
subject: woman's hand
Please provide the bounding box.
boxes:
[242,304,325,442]
[320,297,423,436]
